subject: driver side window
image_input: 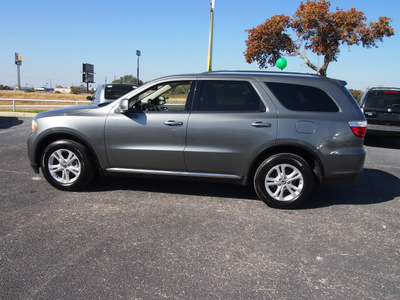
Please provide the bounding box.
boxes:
[130,81,193,112]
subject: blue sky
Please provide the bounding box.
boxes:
[0,0,399,91]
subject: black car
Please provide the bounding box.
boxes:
[359,87,400,136]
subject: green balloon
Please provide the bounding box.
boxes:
[276,57,287,70]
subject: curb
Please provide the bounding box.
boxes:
[0,112,37,117]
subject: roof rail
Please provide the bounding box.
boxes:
[368,86,400,90]
[200,70,321,77]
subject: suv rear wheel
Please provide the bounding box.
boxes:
[41,140,95,191]
[254,153,314,209]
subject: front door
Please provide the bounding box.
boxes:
[104,80,194,172]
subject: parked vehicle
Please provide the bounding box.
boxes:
[359,87,400,136]
[87,83,137,104]
[28,71,367,208]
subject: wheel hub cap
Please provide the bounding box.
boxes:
[48,149,81,184]
[265,164,304,201]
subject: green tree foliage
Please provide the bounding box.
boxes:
[70,86,80,94]
[113,75,143,86]
[0,85,12,90]
[348,89,363,101]
[244,0,395,76]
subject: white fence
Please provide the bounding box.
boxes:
[0,98,91,112]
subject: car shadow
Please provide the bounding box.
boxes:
[87,168,400,209]
[364,135,400,149]
[0,117,24,129]
[89,176,259,201]
[303,168,400,209]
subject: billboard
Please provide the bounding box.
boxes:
[82,63,94,83]
[83,63,94,74]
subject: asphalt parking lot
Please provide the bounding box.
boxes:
[1,115,400,299]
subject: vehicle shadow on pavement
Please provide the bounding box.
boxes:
[87,167,400,208]
[0,116,23,129]
[304,168,400,209]
[90,176,259,201]
[364,135,400,150]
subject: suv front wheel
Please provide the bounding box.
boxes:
[41,140,95,191]
[254,153,314,209]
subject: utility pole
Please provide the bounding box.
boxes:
[207,0,215,72]
[136,50,141,86]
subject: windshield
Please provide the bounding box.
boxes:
[365,90,400,108]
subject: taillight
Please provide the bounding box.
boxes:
[349,121,367,138]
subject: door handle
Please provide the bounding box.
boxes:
[164,120,183,126]
[251,121,271,128]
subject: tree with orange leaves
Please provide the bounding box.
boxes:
[244,0,394,76]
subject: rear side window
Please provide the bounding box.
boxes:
[364,90,400,109]
[196,80,265,112]
[105,85,136,100]
[265,82,339,112]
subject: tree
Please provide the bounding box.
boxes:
[348,89,363,101]
[0,85,12,90]
[113,75,143,86]
[244,0,394,76]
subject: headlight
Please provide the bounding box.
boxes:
[31,120,38,132]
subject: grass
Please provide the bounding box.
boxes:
[0,90,91,100]
[0,90,91,107]
[0,90,189,108]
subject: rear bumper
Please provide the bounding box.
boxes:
[322,171,362,186]
[320,146,366,186]
[366,124,400,136]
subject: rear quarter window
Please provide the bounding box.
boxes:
[265,82,339,112]
[105,85,136,100]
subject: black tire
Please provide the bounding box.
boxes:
[254,153,313,209]
[41,140,95,191]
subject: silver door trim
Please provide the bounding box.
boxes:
[106,168,241,179]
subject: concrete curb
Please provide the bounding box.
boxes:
[0,112,37,117]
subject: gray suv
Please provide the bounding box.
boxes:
[28,71,367,208]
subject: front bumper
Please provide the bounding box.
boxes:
[30,163,40,174]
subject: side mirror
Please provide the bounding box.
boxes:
[86,96,93,101]
[119,98,129,113]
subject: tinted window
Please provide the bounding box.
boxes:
[364,90,400,109]
[266,82,339,112]
[197,81,264,111]
[105,85,136,100]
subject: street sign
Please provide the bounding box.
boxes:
[15,52,22,65]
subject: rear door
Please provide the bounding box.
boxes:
[184,79,278,177]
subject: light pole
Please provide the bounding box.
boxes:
[207,0,215,72]
[136,50,141,86]
[15,52,22,90]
